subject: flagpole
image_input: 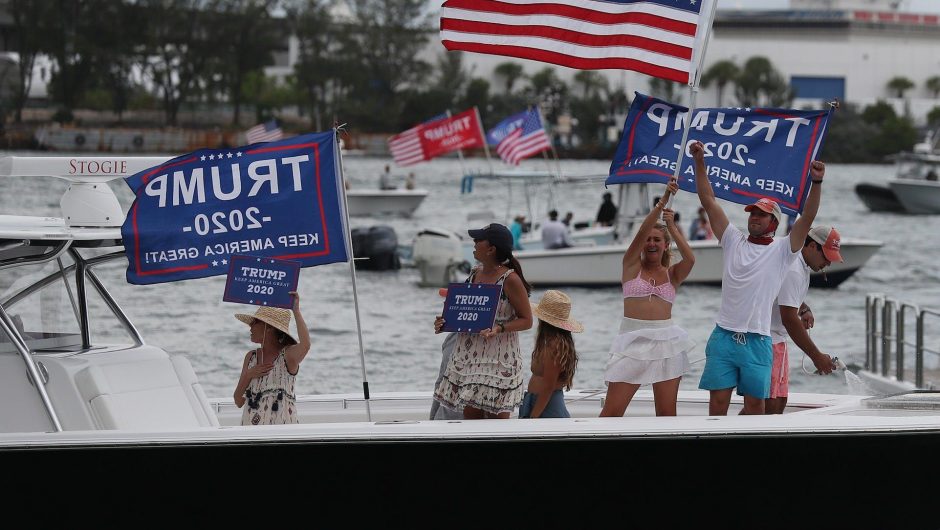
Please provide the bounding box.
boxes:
[333,126,372,422]
[474,106,494,175]
[665,0,718,211]
[534,105,560,178]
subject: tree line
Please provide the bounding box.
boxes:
[1,0,935,162]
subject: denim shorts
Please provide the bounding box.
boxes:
[518,390,570,418]
[698,325,773,399]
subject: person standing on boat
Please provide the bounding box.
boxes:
[233,292,311,425]
[765,226,843,414]
[379,164,395,190]
[510,215,526,250]
[433,223,533,419]
[542,210,574,249]
[692,140,826,415]
[688,207,713,240]
[595,192,618,227]
[519,290,582,418]
[600,180,697,417]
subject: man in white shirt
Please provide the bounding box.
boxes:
[541,209,574,249]
[765,226,843,414]
[691,140,826,415]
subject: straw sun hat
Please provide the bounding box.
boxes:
[235,306,297,344]
[531,290,583,333]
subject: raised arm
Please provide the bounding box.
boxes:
[664,207,695,285]
[690,141,729,240]
[789,160,825,252]
[622,185,670,282]
[284,291,311,374]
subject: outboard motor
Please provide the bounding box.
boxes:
[412,228,469,287]
[352,225,401,271]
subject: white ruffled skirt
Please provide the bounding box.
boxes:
[604,317,695,385]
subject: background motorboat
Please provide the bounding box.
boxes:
[856,128,940,214]
[345,187,429,217]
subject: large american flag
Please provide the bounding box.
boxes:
[494,108,551,165]
[245,120,284,144]
[440,0,715,84]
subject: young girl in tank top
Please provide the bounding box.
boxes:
[600,180,697,417]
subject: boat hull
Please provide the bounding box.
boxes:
[516,237,882,288]
[888,179,940,214]
[346,189,428,217]
[4,428,938,526]
[855,183,905,212]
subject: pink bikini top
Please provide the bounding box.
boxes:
[622,269,676,304]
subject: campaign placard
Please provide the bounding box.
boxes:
[222,255,300,309]
[441,283,502,333]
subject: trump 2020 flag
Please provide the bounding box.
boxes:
[441,0,716,84]
[121,130,348,284]
[486,108,551,165]
[387,108,485,166]
[606,92,833,216]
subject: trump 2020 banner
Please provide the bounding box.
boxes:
[121,130,348,285]
[607,92,833,216]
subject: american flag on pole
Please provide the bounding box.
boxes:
[491,108,551,165]
[387,113,448,166]
[245,120,284,144]
[440,0,716,84]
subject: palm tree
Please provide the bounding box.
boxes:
[494,62,524,93]
[573,70,608,98]
[926,76,940,99]
[701,60,740,106]
[886,76,915,98]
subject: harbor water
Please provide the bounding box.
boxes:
[1,154,938,399]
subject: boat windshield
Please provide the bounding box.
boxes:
[0,252,136,354]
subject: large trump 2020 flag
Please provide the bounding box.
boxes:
[121,130,348,284]
[440,0,716,84]
[606,92,833,216]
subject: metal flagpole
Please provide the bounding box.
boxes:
[534,105,560,178]
[665,0,719,212]
[473,106,494,174]
[333,125,372,422]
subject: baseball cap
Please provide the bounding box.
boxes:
[468,223,513,255]
[808,226,844,263]
[744,198,783,223]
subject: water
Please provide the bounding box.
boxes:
[2,154,939,399]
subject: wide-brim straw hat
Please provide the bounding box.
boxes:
[531,290,583,333]
[235,306,297,344]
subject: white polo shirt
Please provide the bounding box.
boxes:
[770,253,811,343]
[716,224,800,336]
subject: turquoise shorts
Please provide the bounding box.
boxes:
[697,325,773,399]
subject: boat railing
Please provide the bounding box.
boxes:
[865,293,940,388]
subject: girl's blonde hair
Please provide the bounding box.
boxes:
[641,223,673,268]
[532,321,578,390]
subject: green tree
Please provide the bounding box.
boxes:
[928,106,940,126]
[648,78,683,104]
[861,100,897,127]
[435,51,471,105]
[494,62,524,93]
[6,0,48,123]
[342,0,433,131]
[573,71,608,99]
[460,78,490,115]
[925,76,940,99]
[886,76,915,98]
[701,60,740,107]
[734,56,792,107]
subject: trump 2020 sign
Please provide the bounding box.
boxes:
[606,92,833,217]
[121,130,348,284]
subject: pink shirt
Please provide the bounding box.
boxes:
[622,269,676,304]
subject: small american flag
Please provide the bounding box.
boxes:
[440,0,715,84]
[245,120,284,144]
[495,108,551,165]
[388,123,425,166]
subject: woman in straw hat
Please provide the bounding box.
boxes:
[601,180,696,417]
[233,292,310,425]
[433,223,533,419]
[519,290,582,419]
